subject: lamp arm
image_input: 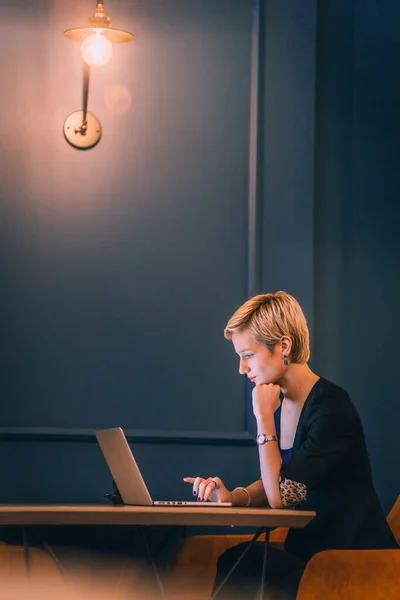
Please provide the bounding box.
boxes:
[63,61,101,148]
[81,62,91,132]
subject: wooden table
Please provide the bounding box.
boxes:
[0,504,316,528]
[0,505,315,599]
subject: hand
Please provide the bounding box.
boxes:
[183,476,233,503]
[252,383,281,421]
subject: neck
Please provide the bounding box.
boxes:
[278,363,319,405]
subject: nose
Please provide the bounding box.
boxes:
[239,358,249,375]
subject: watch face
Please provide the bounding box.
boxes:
[256,434,265,445]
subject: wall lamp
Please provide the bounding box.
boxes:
[63,1,134,150]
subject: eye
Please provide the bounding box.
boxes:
[242,353,254,359]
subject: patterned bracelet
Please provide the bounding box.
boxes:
[233,486,252,507]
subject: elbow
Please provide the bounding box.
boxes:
[264,486,284,509]
[268,496,284,509]
[260,477,284,509]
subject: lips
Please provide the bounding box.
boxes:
[249,377,256,382]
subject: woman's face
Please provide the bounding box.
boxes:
[231,329,285,386]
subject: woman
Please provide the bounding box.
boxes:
[184,292,398,599]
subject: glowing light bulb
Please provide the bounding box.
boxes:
[81,31,113,67]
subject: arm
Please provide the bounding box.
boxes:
[232,478,269,507]
[253,384,308,509]
[257,412,285,508]
[183,476,269,506]
[252,384,285,508]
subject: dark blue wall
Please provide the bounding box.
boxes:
[0,0,398,524]
[313,0,400,511]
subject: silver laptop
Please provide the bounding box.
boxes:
[95,427,232,507]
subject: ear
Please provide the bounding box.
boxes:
[279,336,292,357]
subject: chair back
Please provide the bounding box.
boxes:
[297,549,400,600]
[387,495,400,544]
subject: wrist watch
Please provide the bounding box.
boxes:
[256,433,278,445]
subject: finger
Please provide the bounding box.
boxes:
[203,477,223,501]
[203,481,218,502]
[211,477,223,489]
[193,477,204,497]
[183,478,195,483]
[198,478,213,501]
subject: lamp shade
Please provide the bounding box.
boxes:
[64,1,134,44]
[64,26,134,44]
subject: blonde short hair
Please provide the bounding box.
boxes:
[224,291,310,364]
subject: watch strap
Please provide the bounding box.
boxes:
[256,434,278,445]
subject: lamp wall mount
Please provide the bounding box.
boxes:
[64,111,102,150]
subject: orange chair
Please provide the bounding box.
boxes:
[0,541,151,597]
[296,549,400,600]
[0,542,62,581]
[296,495,400,599]
[387,494,400,543]
[167,528,287,600]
